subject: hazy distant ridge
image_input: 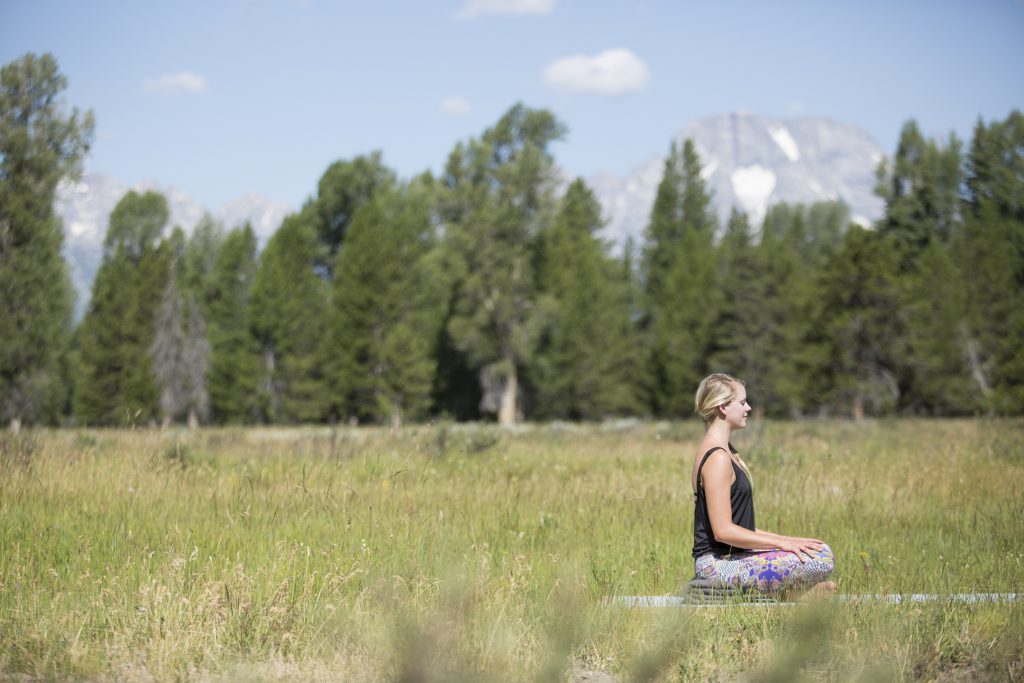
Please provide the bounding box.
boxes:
[56,174,292,318]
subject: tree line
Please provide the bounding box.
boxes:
[2,52,1022,428]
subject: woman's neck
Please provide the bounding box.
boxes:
[706,420,733,447]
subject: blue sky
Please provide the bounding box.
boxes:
[2,0,1022,211]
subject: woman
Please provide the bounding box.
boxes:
[691,373,835,594]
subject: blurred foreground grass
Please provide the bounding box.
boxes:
[1,419,1022,681]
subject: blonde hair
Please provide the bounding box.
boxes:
[694,373,754,485]
[695,373,743,423]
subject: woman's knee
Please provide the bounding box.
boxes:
[815,543,835,575]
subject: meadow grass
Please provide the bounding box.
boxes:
[1,419,1022,681]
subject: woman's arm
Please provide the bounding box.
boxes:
[703,451,823,562]
[756,529,825,545]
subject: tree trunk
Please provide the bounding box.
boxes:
[498,370,518,426]
[961,322,992,398]
[187,407,199,431]
[853,394,864,421]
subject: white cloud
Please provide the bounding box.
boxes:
[543,48,650,97]
[441,96,472,117]
[143,71,208,95]
[457,0,554,19]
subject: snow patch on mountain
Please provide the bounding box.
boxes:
[68,221,90,237]
[768,125,800,162]
[700,159,719,180]
[730,165,776,224]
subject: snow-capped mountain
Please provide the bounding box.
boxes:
[56,172,292,318]
[56,112,886,318]
[590,112,886,247]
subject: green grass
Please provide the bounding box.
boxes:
[1,419,1022,681]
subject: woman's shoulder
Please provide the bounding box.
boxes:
[694,441,734,488]
[696,441,732,462]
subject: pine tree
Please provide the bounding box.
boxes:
[531,179,640,419]
[321,178,442,426]
[875,120,963,260]
[869,120,973,413]
[103,190,169,261]
[181,213,224,303]
[679,140,717,235]
[0,52,94,426]
[617,237,645,415]
[900,239,974,414]
[818,226,904,418]
[804,200,849,260]
[763,203,846,415]
[708,209,761,391]
[73,249,136,425]
[642,138,718,417]
[790,202,849,414]
[248,213,328,423]
[442,104,565,424]
[642,142,684,302]
[307,152,395,274]
[73,191,170,425]
[958,111,1024,412]
[206,224,260,423]
[709,203,847,416]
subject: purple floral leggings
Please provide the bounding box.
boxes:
[695,544,835,592]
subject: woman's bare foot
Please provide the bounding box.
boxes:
[783,580,836,602]
[800,581,836,601]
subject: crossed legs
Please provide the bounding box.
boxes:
[695,544,835,593]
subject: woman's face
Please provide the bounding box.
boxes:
[720,384,751,429]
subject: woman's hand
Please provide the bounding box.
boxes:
[789,536,826,547]
[776,536,825,563]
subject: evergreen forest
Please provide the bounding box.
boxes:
[3,52,1023,428]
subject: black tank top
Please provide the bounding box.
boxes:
[692,444,756,558]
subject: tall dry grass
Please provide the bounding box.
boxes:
[1,419,1022,680]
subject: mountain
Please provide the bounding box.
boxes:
[590,112,886,248]
[56,172,293,318]
[56,113,886,317]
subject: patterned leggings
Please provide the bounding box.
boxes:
[695,544,835,592]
